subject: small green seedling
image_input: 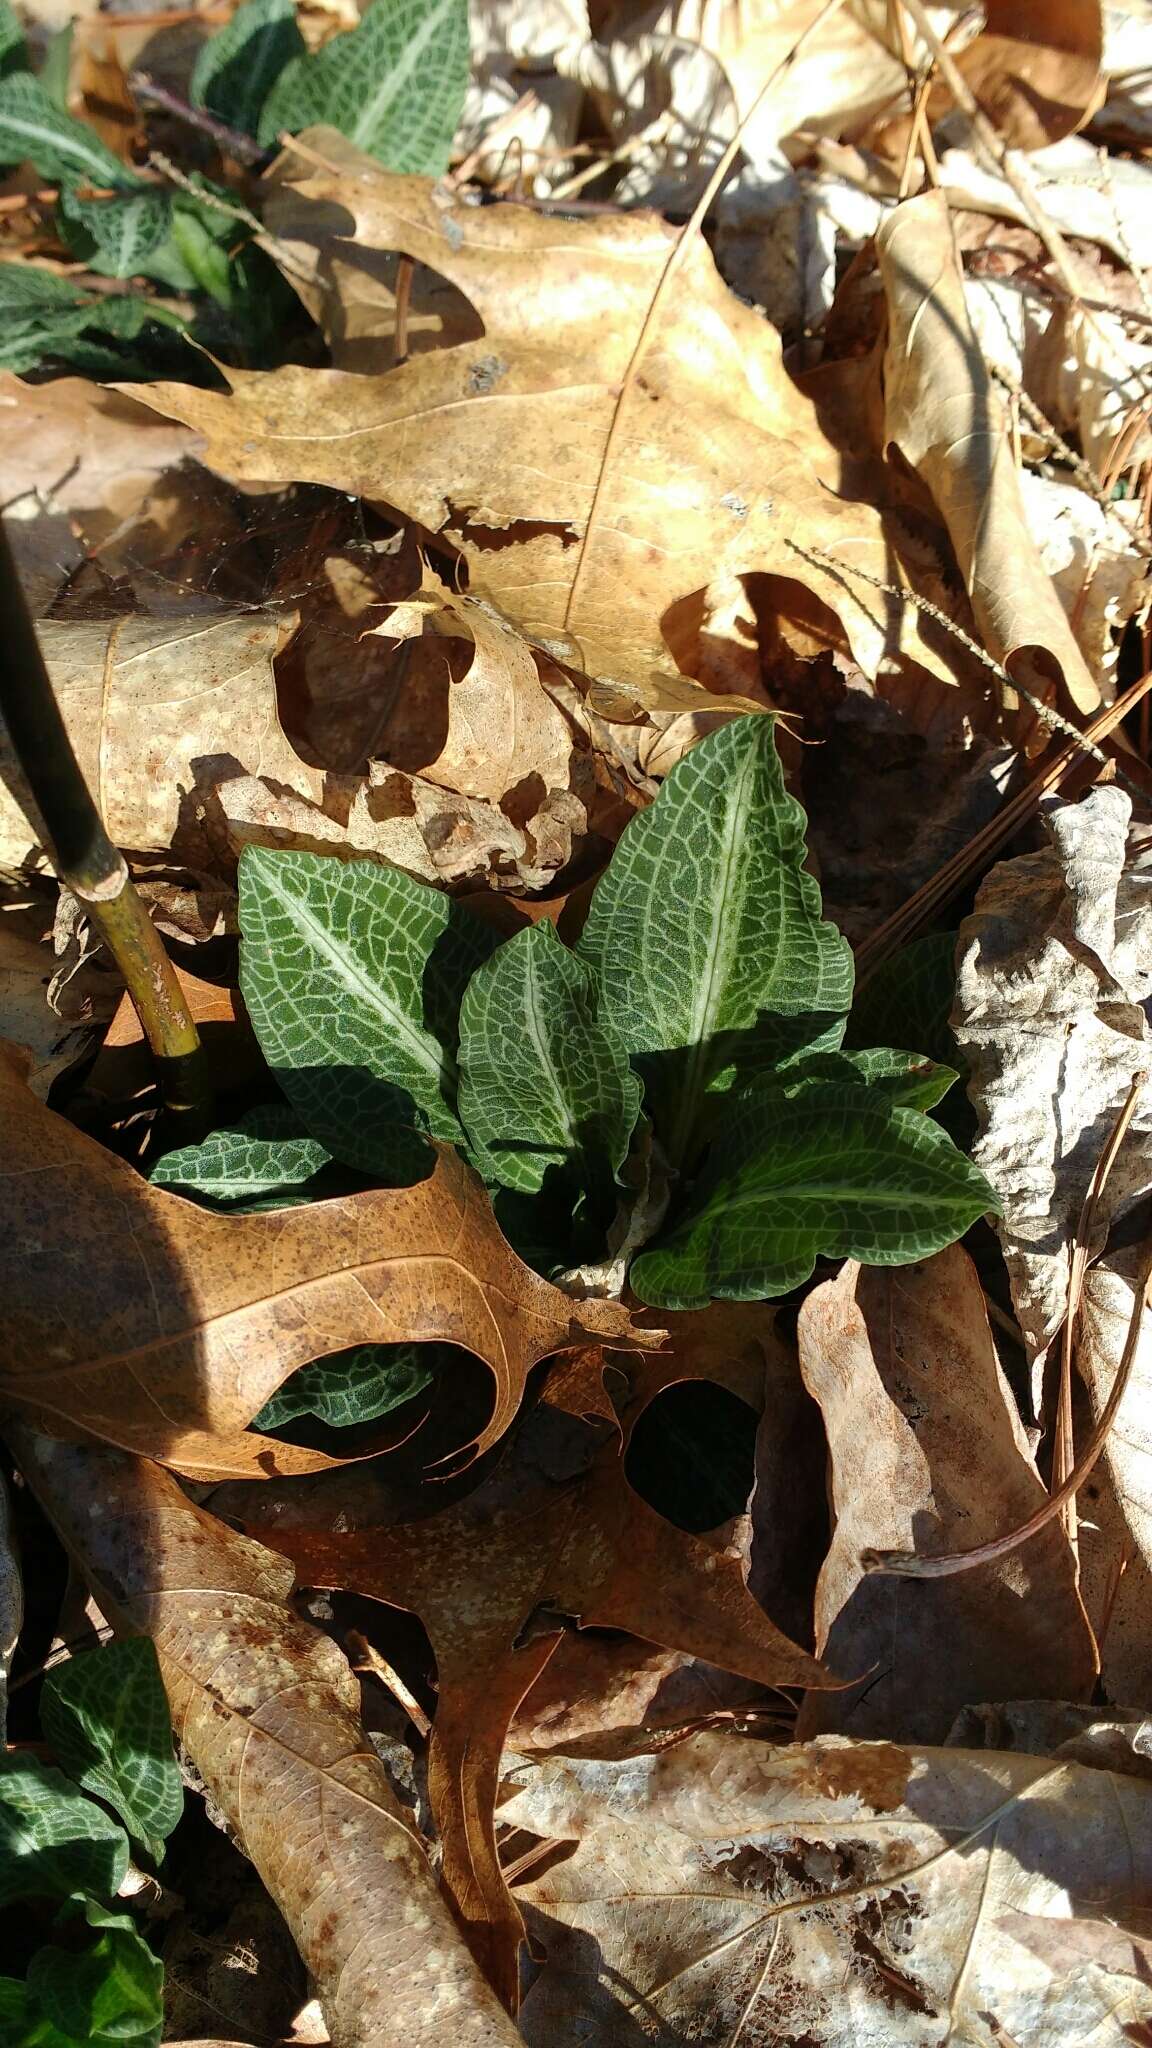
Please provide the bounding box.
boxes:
[159,717,997,1329]
[0,1639,181,2048]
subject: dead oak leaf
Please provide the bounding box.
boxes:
[0,1042,658,1481]
[240,1351,826,2009]
[123,136,978,700]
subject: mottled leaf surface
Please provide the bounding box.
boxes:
[459,921,641,1197]
[0,75,139,186]
[0,1757,128,1906]
[252,1342,436,1430]
[40,1640,182,1856]
[190,0,304,139]
[577,719,854,1167]
[238,846,495,1176]
[633,1083,998,1309]
[150,1106,335,1207]
[258,0,469,172]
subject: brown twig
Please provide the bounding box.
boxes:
[129,71,266,165]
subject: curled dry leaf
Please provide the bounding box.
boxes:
[0,1041,658,1480]
[236,1351,825,2008]
[9,1429,524,2048]
[0,603,587,893]
[876,189,1101,717]
[501,1726,1152,2046]
[951,783,1152,1366]
[795,1248,1096,1746]
[1078,1245,1152,1701]
[951,0,1104,151]
[125,138,981,700]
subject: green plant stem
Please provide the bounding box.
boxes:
[0,519,210,1125]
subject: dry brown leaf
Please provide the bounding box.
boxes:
[0,373,196,528]
[0,1040,658,1480]
[238,1351,825,2007]
[0,607,586,892]
[0,902,115,1097]
[11,1428,524,2048]
[952,0,1104,151]
[1077,1247,1152,1701]
[951,782,1152,1368]
[876,189,1102,717]
[795,1248,1097,1745]
[501,1726,1152,2046]
[123,139,979,701]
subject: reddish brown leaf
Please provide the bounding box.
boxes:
[0,1042,659,1480]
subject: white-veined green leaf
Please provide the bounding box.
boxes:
[0,1756,129,1906]
[0,0,27,79]
[631,1082,998,1310]
[577,717,854,1169]
[57,186,172,279]
[252,1341,437,1430]
[0,74,141,186]
[40,1640,182,1858]
[257,0,469,172]
[238,845,495,1176]
[150,1104,335,1206]
[780,1045,957,1113]
[458,921,642,1198]
[190,0,304,139]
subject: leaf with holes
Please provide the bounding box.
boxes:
[190,0,304,139]
[577,716,854,1169]
[237,845,496,1178]
[633,1082,999,1310]
[257,0,469,171]
[40,1640,182,1859]
[458,920,642,1201]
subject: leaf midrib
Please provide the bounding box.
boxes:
[666,741,756,1164]
[347,0,452,147]
[260,864,455,1096]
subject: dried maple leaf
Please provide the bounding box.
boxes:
[0,1041,657,1480]
[123,137,977,701]
[234,1349,826,2007]
[503,1725,1152,2046]
[795,1248,1097,1745]
[10,1427,524,2048]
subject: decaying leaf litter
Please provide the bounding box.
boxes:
[7,0,1152,2041]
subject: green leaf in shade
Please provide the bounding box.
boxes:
[238,845,495,1177]
[38,22,73,107]
[0,75,140,185]
[780,1045,958,1113]
[0,0,28,79]
[458,921,642,1199]
[252,1341,437,1431]
[190,0,305,139]
[0,264,160,374]
[257,0,469,172]
[150,1104,336,1207]
[847,932,961,1074]
[57,185,172,279]
[577,718,854,1170]
[40,1641,182,1858]
[0,1757,128,1906]
[631,1082,999,1311]
[27,1903,162,2048]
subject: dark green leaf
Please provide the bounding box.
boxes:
[0,0,28,80]
[150,1105,335,1207]
[257,0,469,172]
[57,186,172,279]
[238,845,495,1177]
[38,22,73,107]
[0,75,140,185]
[458,921,642,1199]
[577,718,854,1170]
[0,1756,128,1906]
[190,0,305,139]
[40,1641,182,1856]
[252,1341,436,1430]
[780,1045,957,1113]
[847,932,961,1074]
[631,1082,999,1310]
[27,1903,162,2048]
